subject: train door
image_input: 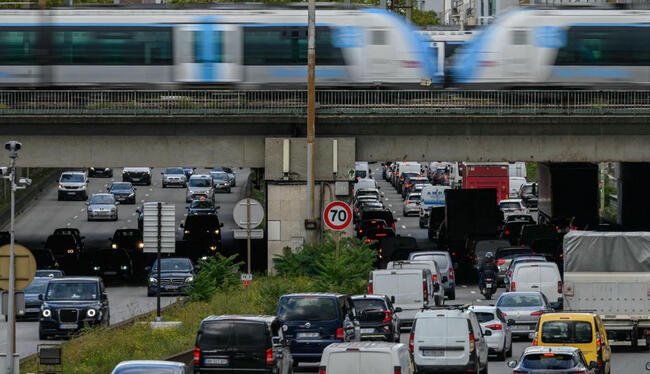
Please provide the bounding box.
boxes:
[365,28,395,80]
[503,28,533,81]
[174,24,242,83]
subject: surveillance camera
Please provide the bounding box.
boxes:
[0,167,8,176]
[4,141,22,158]
[18,177,31,186]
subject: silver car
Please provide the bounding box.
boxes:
[469,305,513,360]
[87,193,118,221]
[111,360,188,374]
[402,192,421,216]
[161,167,187,188]
[495,292,551,338]
[507,346,597,374]
[408,250,456,300]
[186,174,214,203]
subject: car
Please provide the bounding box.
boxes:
[471,239,511,270]
[211,166,236,186]
[187,199,219,216]
[18,277,51,320]
[88,167,113,178]
[386,260,445,307]
[181,214,223,257]
[357,208,395,231]
[354,187,382,201]
[146,257,195,296]
[402,192,421,216]
[396,172,419,194]
[509,262,563,309]
[353,200,384,223]
[357,219,389,239]
[411,307,489,374]
[89,248,134,280]
[161,167,187,188]
[57,171,88,201]
[276,293,357,365]
[111,361,188,374]
[401,176,428,199]
[122,167,151,186]
[351,295,401,342]
[501,217,536,245]
[507,346,598,374]
[210,170,231,193]
[30,249,60,271]
[504,256,548,289]
[469,305,513,360]
[519,182,538,210]
[532,312,611,374]
[495,292,552,338]
[44,233,82,263]
[353,178,378,192]
[87,193,119,221]
[355,161,371,179]
[186,174,214,203]
[320,342,414,374]
[110,229,144,252]
[495,246,535,285]
[193,315,292,373]
[52,228,85,250]
[107,182,136,204]
[499,199,527,217]
[408,251,456,300]
[39,277,110,339]
[34,269,64,278]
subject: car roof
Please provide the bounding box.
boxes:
[351,294,387,301]
[324,342,406,353]
[123,167,150,171]
[190,174,211,179]
[201,314,278,325]
[114,360,185,369]
[91,193,114,198]
[410,251,450,257]
[281,293,346,298]
[61,171,85,175]
[523,346,581,355]
[468,305,497,313]
[498,291,543,298]
[416,308,470,318]
[49,276,100,283]
[539,312,596,322]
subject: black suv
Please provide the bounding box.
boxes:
[146,257,195,297]
[108,182,137,204]
[181,215,223,260]
[193,315,293,374]
[88,167,113,178]
[39,277,109,339]
[110,229,143,252]
[89,248,134,281]
[351,294,401,342]
[44,233,83,272]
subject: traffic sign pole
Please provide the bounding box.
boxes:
[156,202,162,321]
[7,157,15,374]
[322,201,352,259]
[247,197,251,275]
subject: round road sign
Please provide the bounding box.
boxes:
[323,201,353,231]
[233,198,264,229]
[0,244,37,291]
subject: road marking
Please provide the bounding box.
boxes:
[131,213,136,216]
[401,225,406,229]
[73,216,78,219]
[183,213,188,217]
[407,233,412,237]
[396,218,400,221]
[388,204,392,207]
[66,222,71,226]
[462,285,468,288]
[122,226,127,229]
[145,194,149,197]
[80,209,85,213]
[127,219,131,223]
[149,188,153,192]
[141,200,145,203]
[476,299,483,303]
[104,184,108,187]
[470,290,476,294]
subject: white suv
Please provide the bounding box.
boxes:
[410,308,489,374]
[57,171,88,201]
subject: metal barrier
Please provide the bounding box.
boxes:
[0,90,649,115]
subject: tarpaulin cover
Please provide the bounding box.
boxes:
[564,231,650,272]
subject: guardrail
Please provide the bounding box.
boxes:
[1,90,650,115]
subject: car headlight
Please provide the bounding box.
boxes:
[67,249,74,254]
[224,182,229,186]
[111,244,117,249]
[184,230,190,234]
[120,265,128,270]
[90,167,95,171]
[42,309,51,318]
[205,190,212,194]
[128,193,135,197]
[149,277,157,283]
[210,246,217,251]
[104,168,110,171]
[58,184,63,189]
[185,276,194,283]
[80,185,87,190]
[138,242,144,249]
[86,309,96,317]
[214,229,220,234]
[93,266,100,271]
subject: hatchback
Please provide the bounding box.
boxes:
[496,292,551,338]
[469,305,513,360]
[507,346,597,374]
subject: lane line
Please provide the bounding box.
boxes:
[73,216,78,219]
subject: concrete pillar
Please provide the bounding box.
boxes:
[617,162,650,230]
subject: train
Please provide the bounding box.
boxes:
[0,5,436,87]
[417,28,478,84]
[450,8,650,88]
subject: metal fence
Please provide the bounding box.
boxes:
[0,90,650,115]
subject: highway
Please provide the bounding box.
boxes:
[0,167,250,358]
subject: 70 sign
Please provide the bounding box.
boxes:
[323,201,353,231]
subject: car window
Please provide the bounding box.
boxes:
[198,322,232,350]
[416,317,467,338]
[500,202,522,209]
[497,294,543,307]
[233,322,269,348]
[521,353,579,370]
[407,194,421,202]
[210,172,229,181]
[165,168,184,174]
[24,279,49,294]
[117,230,140,238]
[352,299,387,312]
[277,297,338,321]
[111,183,132,190]
[90,195,115,205]
[60,174,85,183]
[474,312,494,323]
[542,321,593,344]
[46,282,98,300]
[190,200,215,209]
[189,178,211,187]
[153,259,193,272]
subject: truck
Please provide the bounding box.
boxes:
[419,185,451,228]
[563,231,650,348]
[462,163,510,202]
[538,162,599,230]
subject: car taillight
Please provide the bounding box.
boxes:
[511,281,516,291]
[486,324,502,330]
[368,280,373,294]
[532,336,538,345]
[423,280,429,302]
[358,229,363,233]
[336,328,344,340]
[530,310,543,316]
[391,222,395,230]
[408,332,414,353]
[469,332,475,352]
[504,230,510,236]
[567,371,586,374]
[193,347,200,365]
[432,274,438,283]
[266,348,274,365]
[319,367,327,374]
[448,267,454,280]
[596,332,602,353]
[558,281,563,294]
[496,259,506,266]
[513,371,528,374]
[394,367,402,374]
[383,310,391,323]
[406,184,413,188]
[365,239,372,243]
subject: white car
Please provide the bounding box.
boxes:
[57,171,88,201]
[510,262,563,309]
[403,192,421,217]
[499,199,527,216]
[320,342,414,374]
[469,305,513,361]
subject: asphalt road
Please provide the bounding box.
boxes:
[0,167,250,359]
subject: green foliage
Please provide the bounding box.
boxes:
[249,276,313,314]
[411,9,439,27]
[526,162,538,182]
[186,254,244,301]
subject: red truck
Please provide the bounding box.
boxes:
[462,163,510,202]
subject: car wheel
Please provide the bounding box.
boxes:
[162,183,166,188]
[497,347,506,361]
[506,341,513,358]
[448,288,456,300]
[113,215,118,221]
[480,363,488,374]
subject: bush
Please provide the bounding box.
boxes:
[186,254,243,301]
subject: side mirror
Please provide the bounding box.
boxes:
[507,360,518,369]
[38,294,43,301]
[390,296,396,304]
[194,265,201,272]
[85,202,89,206]
[528,332,536,340]
[100,293,108,301]
[434,283,440,292]
[220,223,224,228]
[646,362,650,371]
[81,236,85,240]
[589,361,599,370]
[216,206,221,210]
[115,202,120,205]
[180,223,184,228]
[136,208,141,214]
[453,263,459,270]
[272,336,281,346]
[134,188,137,191]
[144,266,152,272]
[507,319,515,327]
[484,330,492,336]
[106,187,110,191]
[108,237,113,241]
[394,307,402,313]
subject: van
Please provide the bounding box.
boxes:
[369,269,430,330]
[393,161,421,186]
[355,161,371,179]
[533,312,611,374]
[276,293,357,365]
[510,262,563,308]
[319,342,414,374]
[509,177,527,199]
[386,261,444,306]
[193,315,293,373]
[411,308,489,374]
[509,162,527,178]
[408,251,456,300]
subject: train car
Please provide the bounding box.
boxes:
[450,8,650,88]
[417,28,477,84]
[0,5,436,87]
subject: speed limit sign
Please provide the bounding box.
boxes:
[323,201,353,231]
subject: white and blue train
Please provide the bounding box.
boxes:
[0,6,436,87]
[450,8,650,88]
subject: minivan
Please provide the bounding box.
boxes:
[277,293,357,366]
[369,269,431,330]
[510,262,563,309]
[193,315,293,373]
[408,251,456,300]
[319,342,414,374]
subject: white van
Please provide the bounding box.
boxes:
[419,185,451,228]
[369,269,430,330]
[320,342,414,374]
[508,162,527,178]
[509,177,527,199]
[510,262,563,308]
[393,161,421,185]
[355,161,371,179]
[411,308,489,373]
[386,261,444,306]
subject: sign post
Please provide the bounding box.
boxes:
[143,202,175,321]
[323,201,353,258]
[233,198,264,274]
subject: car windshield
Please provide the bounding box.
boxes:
[190,200,215,209]
[500,202,522,209]
[497,294,543,308]
[153,259,192,272]
[278,297,338,321]
[189,178,211,187]
[117,230,140,238]
[522,353,578,370]
[60,174,84,183]
[111,183,132,191]
[117,368,179,374]
[46,282,98,300]
[90,195,114,205]
[407,194,421,202]
[522,185,534,195]
[24,278,50,294]
[542,321,593,344]
[474,312,495,323]
[210,172,228,181]
[355,170,367,178]
[352,299,387,312]
[165,168,184,174]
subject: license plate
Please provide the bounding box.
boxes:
[104,271,117,275]
[422,349,444,357]
[132,178,140,181]
[485,283,492,288]
[59,323,78,330]
[204,358,229,366]
[360,328,375,334]
[26,308,40,313]
[297,332,319,339]
[164,285,180,290]
[67,192,76,195]
[513,325,529,330]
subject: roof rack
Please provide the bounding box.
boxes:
[421,304,470,312]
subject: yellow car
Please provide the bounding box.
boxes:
[532,312,611,374]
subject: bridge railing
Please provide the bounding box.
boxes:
[0,90,649,115]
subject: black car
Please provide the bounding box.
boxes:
[19,277,51,320]
[34,269,65,278]
[357,208,395,231]
[357,219,389,239]
[88,167,113,178]
[39,277,110,339]
[146,257,195,297]
[89,249,134,280]
[44,233,83,271]
[431,167,450,185]
[351,294,401,342]
[181,215,223,259]
[397,172,419,194]
[501,218,535,245]
[52,228,85,250]
[401,176,428,200]
[110,229,143,252]
[30,249,60,270]
[187,200,219,216]
[108,182,136,204]
[354,200,384,223]
[122,167,152,186]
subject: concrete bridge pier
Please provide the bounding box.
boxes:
[617,162,650,230]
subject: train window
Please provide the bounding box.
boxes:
[50,26,172,65]
[511,30,528,45]
[555,26,650,66]
[0,28,40,65]
[371,30,387,46]
[243,26,345,65]
[193,31,224,63]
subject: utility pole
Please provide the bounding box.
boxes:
[306,0,316,243]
